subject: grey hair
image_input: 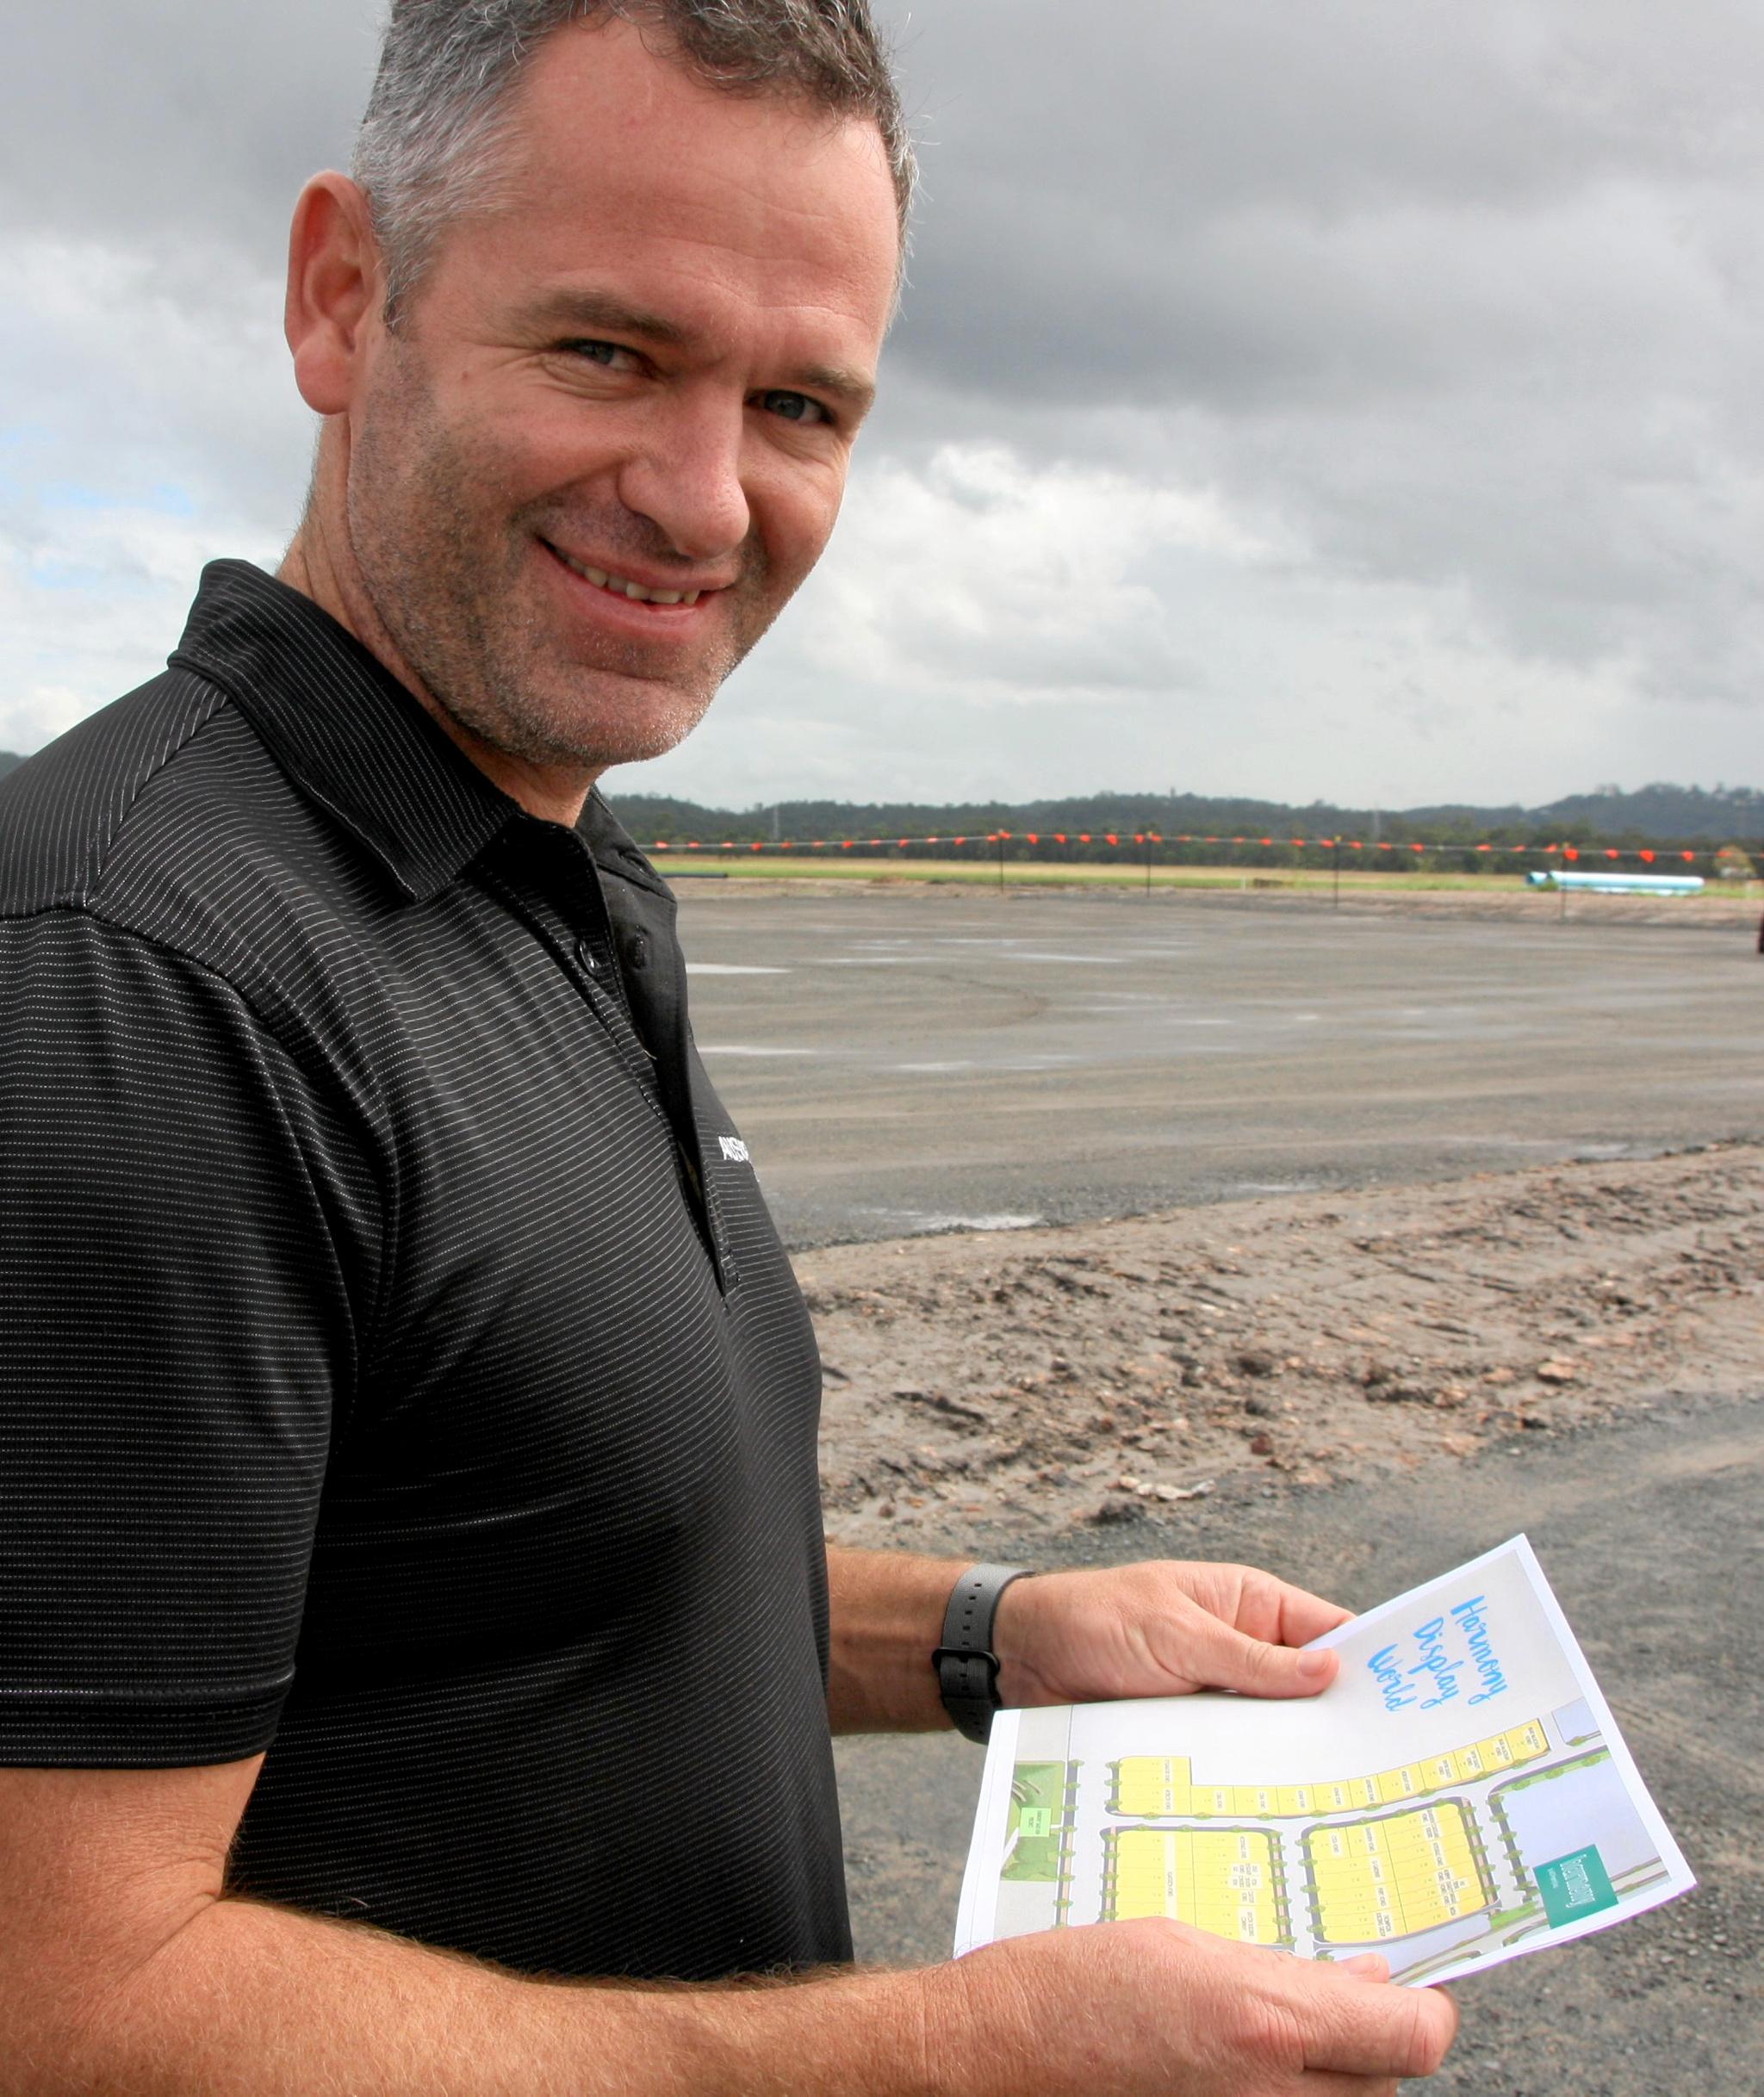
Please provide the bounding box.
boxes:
[352,0,915,326]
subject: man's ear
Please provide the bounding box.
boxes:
[285,172,386,416]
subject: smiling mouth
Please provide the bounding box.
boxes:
[543,540,707,606]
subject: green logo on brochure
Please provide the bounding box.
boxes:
[1537,1846,1618,1927]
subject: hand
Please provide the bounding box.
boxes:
[927,1920,1458,2095]
[992,1559,1351,1707]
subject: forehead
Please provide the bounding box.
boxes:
[466,16,900,355]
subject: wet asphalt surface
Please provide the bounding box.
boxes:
[833,1391,1764,2095]
[675,885,1764,1251]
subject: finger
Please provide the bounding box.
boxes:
[1340,1953,1388,1980]
[1259,1575,1356,1648]
[1300,1974,1459,2080]
[1181,1613,1342,1698]
[1298,2076,1400,2096]
[1221,1569,1355,1654]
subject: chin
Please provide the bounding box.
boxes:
[470,685,713,774]
[538,717,707,774]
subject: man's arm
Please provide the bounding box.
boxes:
[825,1545,1349,1734]
[826,1546,970,1731]
[0,1760,923,2097]
[0,1761,1455,2097]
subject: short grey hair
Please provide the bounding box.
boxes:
[352,0,915,326]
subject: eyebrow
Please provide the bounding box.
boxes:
[527,286,878,416]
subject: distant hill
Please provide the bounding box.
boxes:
[1533,783,1764,841]
[603,782,1764,848]
[2,748,1756,847]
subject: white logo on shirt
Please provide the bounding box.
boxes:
[718,1136,751,1164]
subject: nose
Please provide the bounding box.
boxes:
[616,388,751,563]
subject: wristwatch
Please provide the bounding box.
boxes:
[934,1562,1031,1743]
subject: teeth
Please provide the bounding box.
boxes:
[556,546,702,606]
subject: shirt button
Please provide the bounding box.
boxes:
[574,937,601,976]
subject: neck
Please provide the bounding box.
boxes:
[278,461,598,831]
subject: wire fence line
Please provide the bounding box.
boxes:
[640,826,1760,878]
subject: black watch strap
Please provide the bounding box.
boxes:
[934,1562,1030,1744]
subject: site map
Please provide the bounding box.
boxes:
[955,1539,1693,1986]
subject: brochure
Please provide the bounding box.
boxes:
[954,1537,1693,1985]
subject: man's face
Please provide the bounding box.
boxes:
[341,18,899,776]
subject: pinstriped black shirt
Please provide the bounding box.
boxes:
[0,560,848,1980]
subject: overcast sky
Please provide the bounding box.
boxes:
[3,1,1760,809]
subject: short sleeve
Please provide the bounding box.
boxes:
[0,911,377,1765]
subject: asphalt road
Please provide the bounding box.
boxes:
[674,886,1764,1249]
[832,1390,1764,2095]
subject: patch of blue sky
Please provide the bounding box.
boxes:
[39,480,197,517]
[40,482,117,511]
[0,427,48,499]
[28,553,154,594]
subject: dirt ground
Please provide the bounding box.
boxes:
[806,1139,1764,1543]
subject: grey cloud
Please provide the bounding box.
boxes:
[3,0,1761,798]
[1,3,375,254]
[880,0,1761,407]
[863,0,1764,710]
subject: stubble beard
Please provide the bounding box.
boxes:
[345,348,765,773]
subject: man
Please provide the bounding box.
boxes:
[0,3,1457,2090]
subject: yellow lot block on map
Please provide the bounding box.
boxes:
[1111,1721,1548,1820]
[1306,1804,1488,1945]
[1106,1828,1287,1945]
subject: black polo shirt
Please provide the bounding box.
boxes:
[0,560,848,1980]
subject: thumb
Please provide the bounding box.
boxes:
[1186,1617,1339,1698]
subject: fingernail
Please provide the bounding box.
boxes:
[1343,1954,1388,1978]
[1297,1650,1332,1681]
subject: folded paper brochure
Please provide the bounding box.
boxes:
[955,1537,1693,1986]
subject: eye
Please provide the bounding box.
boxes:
[756,389,830,427]
[564,338,641,371]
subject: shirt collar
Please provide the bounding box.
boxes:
[575,790,676,906]
[171,560,680,909]
[170,559,521,904]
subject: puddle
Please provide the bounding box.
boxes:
[854,1207,1045,1236]
[696,1045,817,1058]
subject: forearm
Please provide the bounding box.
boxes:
[25,1894,938,2097]
[825,1545,972,1732]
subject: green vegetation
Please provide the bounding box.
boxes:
[1002,1762,1071,1883]
[1496,1749,1612,1796]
